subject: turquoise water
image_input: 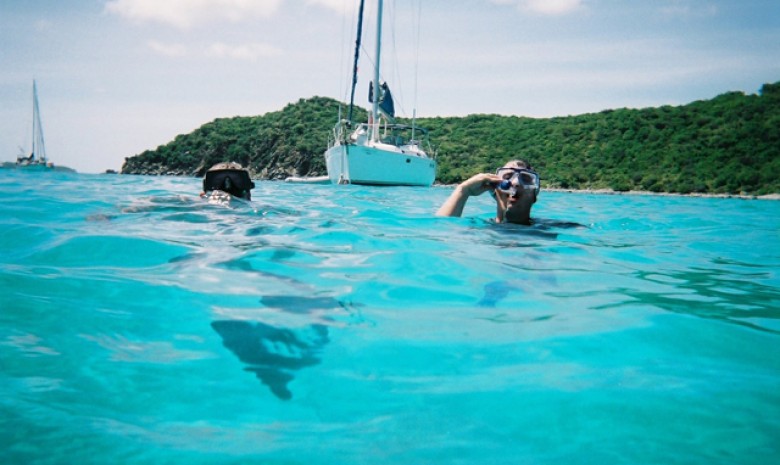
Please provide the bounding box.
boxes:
[1,169,779,464]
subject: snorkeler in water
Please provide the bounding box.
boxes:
[437,159,540,225]
[200,162,255,204]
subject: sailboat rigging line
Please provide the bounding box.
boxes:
[375,0,423,122]
[412,0,422,128]
[337,0,350,105]
[347,0,366,124]
[387,0,407,118]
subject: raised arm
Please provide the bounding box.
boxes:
[436,173,501,217]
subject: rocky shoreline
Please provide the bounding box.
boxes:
[430,183,778,200]
[120,161,322,180]
[540,187,780,201]
[116,170,779,200]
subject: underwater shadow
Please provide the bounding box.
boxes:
[211,295,359,400]
[211,320,329,400]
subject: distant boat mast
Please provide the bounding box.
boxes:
[31,80,47,163]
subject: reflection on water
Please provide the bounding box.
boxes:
[599,265,780,334]
[1,171,779,464]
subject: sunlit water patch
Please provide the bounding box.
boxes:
[1,169,778,464]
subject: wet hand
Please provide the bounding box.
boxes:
[458,173,501,197]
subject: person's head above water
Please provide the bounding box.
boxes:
[492,160,539,225]
[435,159,540,225]
[201,162,255,200]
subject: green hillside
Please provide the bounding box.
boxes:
[122,82,780,195]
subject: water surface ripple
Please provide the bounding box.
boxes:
[1,170,778,464]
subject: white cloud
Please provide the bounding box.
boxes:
[105,0,283,28]
[305,0,355,15]
[148,40,188,57]
[492,0,584,16]
[529,0,582,15]
[205,42,282,61]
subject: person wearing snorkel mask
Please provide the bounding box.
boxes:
[200,162,255,204]
[436,160,540,225]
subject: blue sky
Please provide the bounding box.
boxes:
[2,0,778,173]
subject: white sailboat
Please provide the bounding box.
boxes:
[324,0,436,186]
[16,80,53,170]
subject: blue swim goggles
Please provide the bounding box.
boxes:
[495,167,540,196]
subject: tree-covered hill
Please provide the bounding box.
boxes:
[122,81,780,195]
[122,96,353,180]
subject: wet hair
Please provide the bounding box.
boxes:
[505,159,533,170]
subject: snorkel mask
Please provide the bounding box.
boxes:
[202,163,255,200]
[494,167,540,197]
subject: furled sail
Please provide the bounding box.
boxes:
[368,81,395,120]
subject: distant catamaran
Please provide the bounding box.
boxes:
[324,0,436,186]
[16,80,53,170]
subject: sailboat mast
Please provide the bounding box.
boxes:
[347,0,366,124]
[31,81,37,161]
[31,80,46,163]
[371,0,384,142]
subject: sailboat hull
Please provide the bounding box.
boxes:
[325,144,436,186]
[15,163,52,171]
